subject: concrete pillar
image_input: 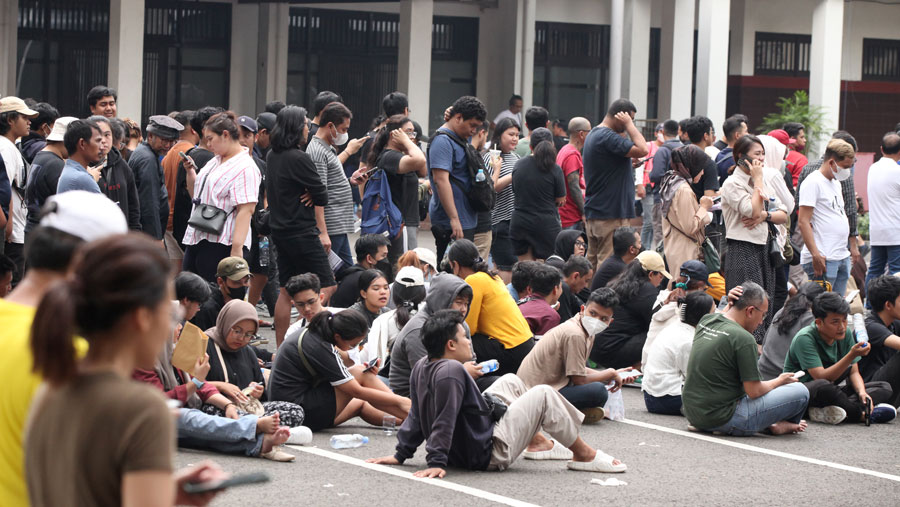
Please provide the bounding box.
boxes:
[728,0,754,76]
[0,0,16,96]
[515,0,536,109]
[398,0,434,133]
[657,0,694,122]
[695,0,730,132]
[229,3,260,115]
[476,0,520,120]
[256,3,290,113]
[610,0,650,117]
[809,0,844,156]
[108,0,145,120]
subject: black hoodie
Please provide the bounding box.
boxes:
[99,147,142,231]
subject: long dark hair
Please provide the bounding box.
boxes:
[367,114,410,168]
[31,234,172,386]
[529,127,557,172]
[608,259,652,303]
[307,308,370,344]
[774,282,826,335]
[491,117,519,153]
[393,283,427,329]
[445,239,498,278]
[270,105,309,153]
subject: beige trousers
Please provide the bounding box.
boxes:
[585,218,630,267]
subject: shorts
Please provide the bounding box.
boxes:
[490,220,517,271]
[163,231,184,260]
[300,382,338,431]
[272,232,336,288]
[510,218,559,260]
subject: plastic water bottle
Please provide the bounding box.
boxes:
[475,168,486,183]
[853,313,869,347]
[329,434,369,449]
[717,296,729,312]
[259,237,269,267]
[765,196,776,211]
[478,359,499,373]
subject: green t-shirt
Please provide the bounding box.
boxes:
[682,313,762,429]
[783,324,858,383]
[514,137,530,158]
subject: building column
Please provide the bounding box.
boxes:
[255,3,290,113]
[398,0,433,133]
[657,0,694,122]
[476,0,519,120]
[0,0,16,96]
[229,3,260,115]
[515,0,536,110]
[809,0,844,156]
[695,0,730,132]
[728,0,754,76]
[609,0,650,117]
[108,0,145,121]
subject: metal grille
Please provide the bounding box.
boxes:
[754,32,810,77]
[862,38,900,81]
[535,22,609,67]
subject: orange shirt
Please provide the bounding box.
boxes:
[161,140,195,231]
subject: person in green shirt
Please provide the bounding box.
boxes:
[682,282,809,436]
[784,292,896,425]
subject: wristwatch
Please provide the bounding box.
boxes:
[191,378,205,389]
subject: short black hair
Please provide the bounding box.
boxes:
[881,132,900,155]
[509,94,523,106]
[831,130,858,152]
[868,275,900,313]
[265,101,286,115]
[174,271,211,303]
[313,91,343,118]
[320,102,352,129]
[108,118,126,145]
[682,291,715,327]
[23,225,84,272]
[0,254,16,280]
[524,106,549,132]
[285,273,321,297]
[723,116,745,140]
[191,106,224,135]
[587,287,619,308]
[607,98,637,117]
[173,110,194,132]
[354,234,391,263]
[63,119,100,156]
[422,309,466,360]
[0,112,20,136]
[662,119,679,137]
[31,102,60,132]
[812,292,849,319]
[448,96,486,122]
[87,86,117,108]
[530,264,563,297]
[612,226,638,257]
[511,260,539,294]
[382,92,409,117]
[682,115,714,144]
[783,122,805,138]
[563,255,592,277]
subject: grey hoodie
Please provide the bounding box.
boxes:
[389,273,471,396]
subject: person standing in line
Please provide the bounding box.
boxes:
[557,117,591,233]
[16,102,58,164]
[782,122,809,186]
[649,120,682,247]
[486,117,521,283]
[86,85,118,118]
[0,98,37,277]
[89,115,142,231]
[714,116,749,186]
[491,94,523,130]
[24,117,75,235]
[864,132,900,294]
[161,110,199,268]
[55,120,103,195]
[514,107,550,158]
[130,115,183,243]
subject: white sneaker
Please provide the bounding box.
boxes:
[286,426,313,445]
[809,406,847,425]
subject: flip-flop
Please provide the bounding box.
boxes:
[523,440,574,460]
[567,451,627,473]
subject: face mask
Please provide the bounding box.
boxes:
[375,259,393,277]
[227,285,247,301]
[582,315,609,336]
[332,126,348,146]
[831,161,852,182]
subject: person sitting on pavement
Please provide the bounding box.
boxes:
[862,275,900,406]
[642,291,716,415]
[330,234,392,308]
[507,260,538,302]
[590,226,641,290]
[518,263,564,336]
[366,309,627,477]
[348,269,391,327]
[268,309,410,432]
[365,266,427,369]
[284,274,341,336]
[784,292,896,425]
[757,282,826,380]
[556,255,593,323]
[518,288,635,423]
[682,282,810,436]
[190,256,252,332]
[174,271,211,324]
[545,229,587,272]
[397,247,439,289]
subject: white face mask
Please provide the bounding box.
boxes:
[581,315,609,336]
[831,161,852,182]
[331,126,349,146]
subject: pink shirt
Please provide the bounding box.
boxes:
[556,143,585,227]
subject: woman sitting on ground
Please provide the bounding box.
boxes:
[203,299,306,427]
[757,282,826,380]
[396,247,438,287]
[365,266,427,367]
[545,229,588,272]
[268,309,411,432]
[642,291,716,415]
[348,269,391,327]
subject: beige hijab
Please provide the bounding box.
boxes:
[205,300,259,352]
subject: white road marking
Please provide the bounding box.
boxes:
[287,445,541,507]
[618,418,900,482]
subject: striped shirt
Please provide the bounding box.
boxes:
[182,148,260,249]
[483,152,519,225]
[307,136,355,236]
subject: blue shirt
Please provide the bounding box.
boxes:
[715,148,735,186]
[56,159,101,194]
[582,126,635,220]
[427,128,476,230]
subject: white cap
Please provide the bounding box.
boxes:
[40,191,128,242]
[413,247,437,270]
[46,116,78,142]
[394,266,425,287]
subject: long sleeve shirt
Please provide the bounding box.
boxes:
[130,142,169,240]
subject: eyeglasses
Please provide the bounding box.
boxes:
[574,240,586,247]
[230,327,257,341]
[404,130,417,139]
[293,298,319,310]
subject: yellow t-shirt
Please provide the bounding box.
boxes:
[0,299,87,507]
[706,272,726,303]
[464,272,533,349]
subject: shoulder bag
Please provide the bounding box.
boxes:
[212,342,265,416]
[187,169,232,235]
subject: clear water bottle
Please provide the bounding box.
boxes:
[717,296,729,312]
[853,313,869,346]
[765,196,776,211]
[475,168,486,183]
[479,359,499,373]
[259,237,269,267]
[330,434,369,449]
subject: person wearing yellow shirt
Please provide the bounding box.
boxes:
[0,191,127,507]
[445,239,535,376]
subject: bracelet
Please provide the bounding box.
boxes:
[223,403,236,412]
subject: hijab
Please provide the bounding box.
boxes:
[659,145,708,217]
[758,134,787,175]
[554,229,587,260]
[205,299,259,352]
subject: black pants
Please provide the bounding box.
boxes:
[868,350,900,407]
[805,378,893,423]
[4,241,24,287]
[432,224,475,269]
[183,240,250,283]
[471,334,535,377]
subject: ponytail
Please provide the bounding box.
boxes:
[308,309,370,345]
[392,284,427,329]
[31,281,78,385]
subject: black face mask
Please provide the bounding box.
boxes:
[375,259,393,279]
[226,285,247,301]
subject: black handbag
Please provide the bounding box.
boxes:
[768,223,786,268]
[481,392,508,422]
[187,171,232,235]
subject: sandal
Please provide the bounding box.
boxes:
[567,451,627,473]
[523,440,574,460]
[260,448,296,462]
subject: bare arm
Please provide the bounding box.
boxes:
[229,203,255,258]
[336,377,411,420]
[566,171,584,216]
[617,112,649,159]
[743,373,797,399]
[433,169,463,238]
[807,341,869,383]
[315,205,330,252]
[122,471,175,507]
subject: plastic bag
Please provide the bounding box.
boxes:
[603,382,625,421]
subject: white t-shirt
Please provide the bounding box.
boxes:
[493,109,521,128]
[867,156,900,246]
[799,169,850,263]
[0,137,26,244]
[642,320,695,397]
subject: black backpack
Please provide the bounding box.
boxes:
[429,130,495,212]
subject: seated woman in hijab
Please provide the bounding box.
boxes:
[203,299,306,428]
[545,229,588,272]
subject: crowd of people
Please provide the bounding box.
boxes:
[1,83,899,506]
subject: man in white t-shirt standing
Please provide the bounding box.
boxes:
[491,94,523,130]
[0,97,38,286]
[865,132,900,297]
[798,139,859,296]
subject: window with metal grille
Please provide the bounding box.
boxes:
[862,38,900,81]
[754,32,810,77]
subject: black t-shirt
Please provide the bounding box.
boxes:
[377,149,419,226]
[190,284,224,332]
[861,313,900,381]
[690,154,720,200]
[557,283,583,323]
[591,255,627,291]
[511,156,567,228]
[330,265,365,308]
[265,148,328,238]
[25,150,65,234]
[591,281,660,358]
[268,329,354,406]
[206,339,266,399]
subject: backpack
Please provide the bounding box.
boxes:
[429,130,495,212]
[360,167,404,239]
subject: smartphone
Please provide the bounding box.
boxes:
[844,290,860,303]
[738,155,753,170]
[178,151,188,160]
[711,195,722,204]
[365,357,379,372]
[792,371,805,379]
[182,472,271,495]
[363,166,378,177]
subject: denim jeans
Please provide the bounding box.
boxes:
[329,233,354,269]
[177,408,263,456]
[558,382,609,409]
[802,256,851,296]
[643,391,683,415]
[703,383,809,436]
[866,245,900,301]
[641,191,655,250]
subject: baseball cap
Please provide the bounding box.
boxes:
[0,96,38,117]
[147,115,184,140]
[39,191,128,242]
[238,116,258,133]
[679,259,710,286]
[637,250,672,279]
[767,129,794,147]
[256,112,276,132]
[46,116,78,142]
[394,266,425,288]
[413,247,437,270]
[217,256,251,281]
